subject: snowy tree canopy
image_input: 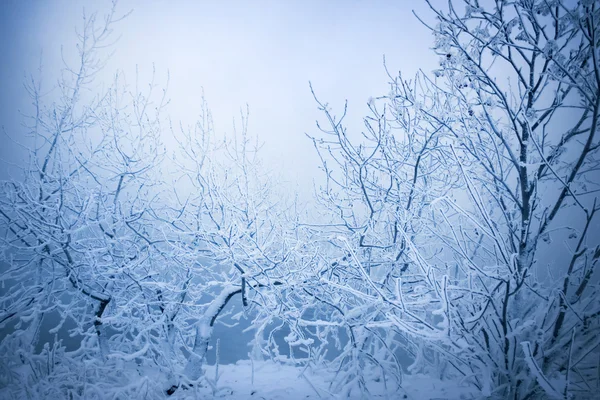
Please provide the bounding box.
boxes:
[1,1,599,399]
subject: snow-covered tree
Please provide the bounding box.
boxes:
[0,4,297,398]
[1,1,598,399]
[309,0,600,398]
[162,100,309,395]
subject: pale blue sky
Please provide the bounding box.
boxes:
[0,0,439,194]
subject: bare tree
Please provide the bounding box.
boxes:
[2,0,598,399]
[162,100,307,395]
[0,4,196,397]
[0,4,296,398]
[309,0,600,398]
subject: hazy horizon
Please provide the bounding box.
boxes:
[0,0,439,199]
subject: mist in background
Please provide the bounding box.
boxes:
[0,0,440,195]
[0,0,440,365]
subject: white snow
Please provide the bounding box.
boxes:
[162,360,480,399]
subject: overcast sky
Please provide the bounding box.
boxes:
[0,0,439,196]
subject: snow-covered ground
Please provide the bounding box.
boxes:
[170,360,479,399]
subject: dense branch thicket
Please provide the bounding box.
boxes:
[307,0,599,398]
[0,1,598,399]
[0,5,301,399]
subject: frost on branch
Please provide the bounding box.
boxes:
[0,4,296,398]
[307,0,600,398]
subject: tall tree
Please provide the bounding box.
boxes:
[310,0,600,398]
[0,4,295,398]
